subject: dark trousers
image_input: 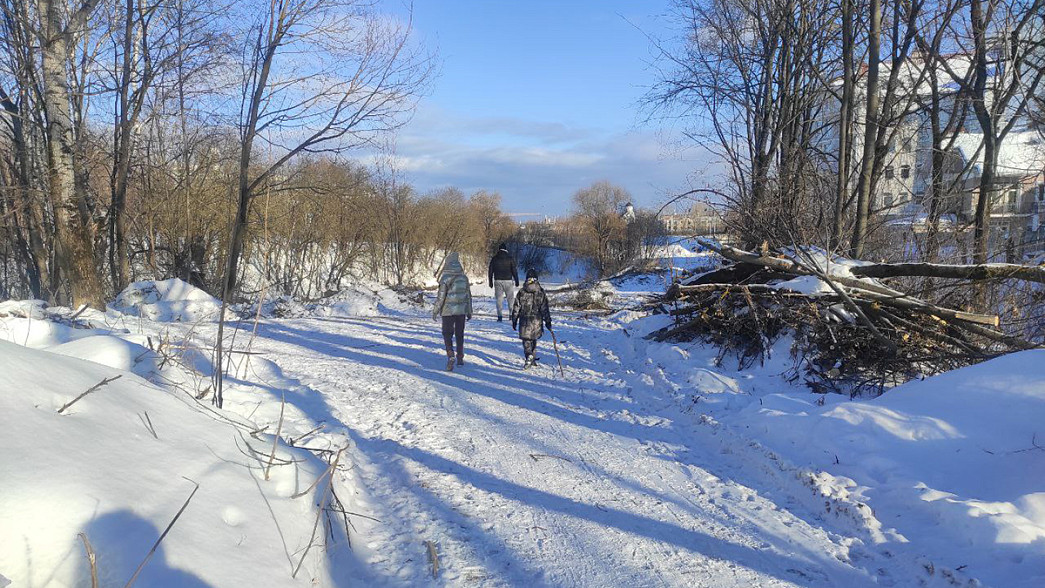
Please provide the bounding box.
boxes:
[441,315,465,357]
[522,339,537,357]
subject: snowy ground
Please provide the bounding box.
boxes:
[224,312,878,587]
[2,279,1043,587]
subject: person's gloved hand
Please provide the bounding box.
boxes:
[432,313,439,322]
[545,320,552,330]
[467,313,472,321]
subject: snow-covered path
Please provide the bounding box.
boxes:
[236,309,892,587]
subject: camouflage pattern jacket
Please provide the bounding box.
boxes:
[511,281,551,340]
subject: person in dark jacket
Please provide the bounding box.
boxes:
[510,269,552,368]
[488,244,519,322]
[433,252,473,371]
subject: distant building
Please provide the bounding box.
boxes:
[943,131,1045,252]
[660,202,722,235]
[621,202,636,222]
[820,48,1045,258]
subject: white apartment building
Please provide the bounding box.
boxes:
[822,50,1045,257]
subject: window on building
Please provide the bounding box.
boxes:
[883,193,894,211]
[900,165,910,179]
[885,166,895,179]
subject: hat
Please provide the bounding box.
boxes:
[525,269,539,281]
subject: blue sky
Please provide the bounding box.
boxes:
[383,1,714,216]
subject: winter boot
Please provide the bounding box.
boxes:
[457,354,465,366]
[497,316,503,322]
[523,355,535,369]
[446,353,455,372]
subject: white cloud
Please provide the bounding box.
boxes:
[373,102,718,212]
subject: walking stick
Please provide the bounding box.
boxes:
[549,328,565,377]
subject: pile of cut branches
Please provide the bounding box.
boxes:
[649,240,1041,396]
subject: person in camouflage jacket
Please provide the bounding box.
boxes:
[510,269,552,368]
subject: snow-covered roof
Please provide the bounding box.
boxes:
[828,53,973,97]
[951,130,1045,178]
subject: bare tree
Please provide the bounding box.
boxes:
[0,72,51,299]
[649,0,839,249]
[830,0,856,250]
[104,0,222,292]
[212,0,430,406]
[912,0,972,265]
[220,0,430,302]
[849,0,885,258]
[965,0,1045,264]
[850,0,926,257]
[572,180,629,276]
[469,189,514,253]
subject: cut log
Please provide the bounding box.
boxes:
[850,262,1045,284]
[697,240,805,274]
[863,292,999,327]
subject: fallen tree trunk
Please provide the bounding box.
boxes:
[850,261,1045,284]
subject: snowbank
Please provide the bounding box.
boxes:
[0,340,348,587]
[249,283,419,319]
[651,243,704,258]
[725,350,1045,588]
[0,299,48,319]
[0,314,100,348]
[50,334,160,377]
[111,278,222,322]
[316,284,385,318]
[622,312,1045,585]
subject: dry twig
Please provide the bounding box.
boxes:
[57,375,123,414]
[123,478,199,588]
[78,532,98,588]
[264,393,287,481]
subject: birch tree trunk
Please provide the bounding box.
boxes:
[40,0,105,308]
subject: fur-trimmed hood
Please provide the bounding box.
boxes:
[439,252,466,279]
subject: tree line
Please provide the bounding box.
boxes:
[0,0,432,309]
[0,0,677,309]
[649,0,1045,264]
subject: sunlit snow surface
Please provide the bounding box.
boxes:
[1,277,1042,587]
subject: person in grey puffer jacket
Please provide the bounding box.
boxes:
[433,252,473,371]
[510,269,552,368]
